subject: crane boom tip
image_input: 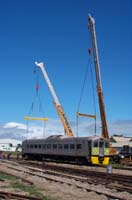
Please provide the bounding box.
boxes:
[88,13,92,17]
[35,61,44,68]
[88,14,95,24]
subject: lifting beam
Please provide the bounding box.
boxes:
[24,116,48,121]
[77,112,96,119]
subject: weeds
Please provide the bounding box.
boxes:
[10,181,54,200]
[0,172,16,180]
[0,172,54,200]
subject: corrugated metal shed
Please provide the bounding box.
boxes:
[110,135,132,151]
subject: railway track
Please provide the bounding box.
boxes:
[20,161,132,193]
[0,160,132,200]
[0,191,42,200]
[98,163,132,171]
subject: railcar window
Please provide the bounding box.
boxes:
[58,144,62,149]
[99,141,104,148]
[94,141,98,147]
[30,144,33,148]
[35,144,37,148]
[64,144,68,149]
[76,144,82,149]
[88,141,92,155]
[39,144,41,148]
[105,142,109,148]
[88,141,92,147]
[43,144,46,149]
[53,144,57,149]
[70,144,75,149]
[47,144,51,149]
[27,144,29,148]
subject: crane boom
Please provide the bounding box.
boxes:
[35,62,74,137]
[88,15,109,139]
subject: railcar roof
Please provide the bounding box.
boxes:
[22,135,108,143]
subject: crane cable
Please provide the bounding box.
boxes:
[25,69,47,137]
[76,48,97,136]
[89,49,97,135]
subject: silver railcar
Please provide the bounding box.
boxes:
[22,135,109,165]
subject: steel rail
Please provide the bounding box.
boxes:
[2,161,132,200]
[0,191,43,200]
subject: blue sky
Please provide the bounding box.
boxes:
[0,0,132,139]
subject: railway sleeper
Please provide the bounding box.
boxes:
[0,191,43,200]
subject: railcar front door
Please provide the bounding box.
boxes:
[88,141,92,155]
[87,141,92,163]
[99,141,104,156]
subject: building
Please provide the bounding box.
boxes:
[110,135,132,154]
[0,139,22,152]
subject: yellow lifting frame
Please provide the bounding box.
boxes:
[76,112,96,119]
[24,116,48,121]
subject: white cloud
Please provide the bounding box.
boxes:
[0,118,132,141]
[108,120,132,137]
[0,119,65,141]
[3,122,26,129]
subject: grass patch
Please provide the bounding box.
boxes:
[0,172,16,180]
[111,163,126,168]
[0,172,56,200]
[10,181,54,200]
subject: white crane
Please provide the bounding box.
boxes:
[35,62,74,137]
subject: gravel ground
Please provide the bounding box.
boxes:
[0,160,132,200]
[46,162,132,176]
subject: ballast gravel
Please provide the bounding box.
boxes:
[0,160,132,200]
